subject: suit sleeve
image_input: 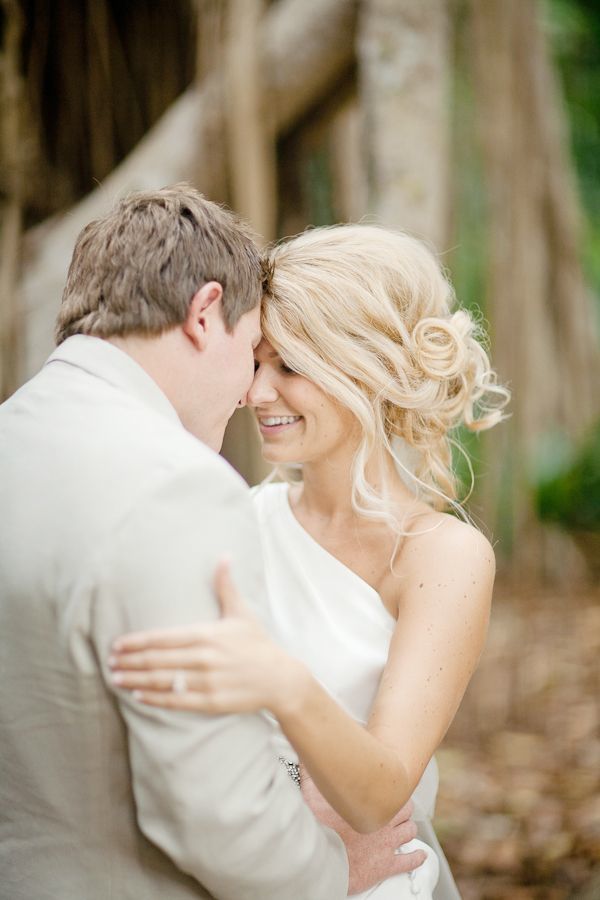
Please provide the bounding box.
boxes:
[90,460,348,900]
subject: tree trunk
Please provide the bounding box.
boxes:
[469,0,600,579]
[18,0,357,381]
[0,0,26,401]
[225,0,277,242]
[358,0,451,250]
[221,0,277,482]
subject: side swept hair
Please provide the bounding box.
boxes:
[263,224,510,529]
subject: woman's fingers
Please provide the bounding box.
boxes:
[109,645,213,671]
[110,559,249,663]
[107,565,273,715]
[112,624,209,653]
[111,667,232,712]
[111,668,200,691]
[128,688,253,714]
[128,690,219,712]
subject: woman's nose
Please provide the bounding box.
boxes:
[247,368,279,406]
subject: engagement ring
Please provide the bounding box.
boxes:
[172,670,187,694]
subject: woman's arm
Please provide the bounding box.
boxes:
[276,520,493,831]
[110,525,494,833]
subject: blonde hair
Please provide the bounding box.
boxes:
[56,184,264,344]
[263,224,509,528]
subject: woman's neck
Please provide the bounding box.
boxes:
[296,448,414,526]
[296,463,354,524]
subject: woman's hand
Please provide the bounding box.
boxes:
[109,560,307,715]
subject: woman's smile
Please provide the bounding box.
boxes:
[248,339,359,465]
[257,414,303,436]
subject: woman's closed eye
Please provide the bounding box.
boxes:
[254,358,297,375]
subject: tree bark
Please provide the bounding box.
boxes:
[221,0,277,482]
[0,0,25,401]
[358,0,451,250]
[470,0,600,579]
[18,0,357,379]
[225,0,277,242]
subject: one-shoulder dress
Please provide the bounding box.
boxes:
[252,483,461,900]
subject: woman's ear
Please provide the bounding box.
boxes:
[183,281,224,351]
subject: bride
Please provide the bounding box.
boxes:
[110,225,508,898]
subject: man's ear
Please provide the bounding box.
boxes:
[183,281,224,351]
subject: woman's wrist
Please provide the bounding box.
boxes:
[270,655,314,721]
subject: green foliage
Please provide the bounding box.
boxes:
[303,147,336,228]
[536,421,600,531]
[546,0,600,305]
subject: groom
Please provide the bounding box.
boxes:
[0,185,421,898]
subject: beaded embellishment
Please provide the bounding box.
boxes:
[279,757,301,788]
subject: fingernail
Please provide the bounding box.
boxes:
[111,672,124,684]
[133,691,143,701]
[108,656,117,668]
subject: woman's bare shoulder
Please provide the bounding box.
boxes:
[396,508,496,605]
[405,508,493,558]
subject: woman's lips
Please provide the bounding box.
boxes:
[257,415,302,436]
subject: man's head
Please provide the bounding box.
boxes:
[56,183,263,342]
[56,184,263,449]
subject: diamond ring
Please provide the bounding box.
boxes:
[172,670,187,694]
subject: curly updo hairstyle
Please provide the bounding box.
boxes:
[263,224,509,528]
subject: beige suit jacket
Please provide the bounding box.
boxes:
[0,336,348,899]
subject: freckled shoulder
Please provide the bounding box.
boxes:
[396,511,496,605]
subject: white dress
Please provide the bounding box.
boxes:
[252,483,461,900]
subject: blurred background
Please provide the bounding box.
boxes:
[1,0,598,896]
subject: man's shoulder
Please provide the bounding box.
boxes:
[59,352,247,489]
[97,403,249,516]
[0,360,249,527]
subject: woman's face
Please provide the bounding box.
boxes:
[247,340,359,466]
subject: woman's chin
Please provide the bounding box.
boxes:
[260,443,300,466]
[261,447,287,464]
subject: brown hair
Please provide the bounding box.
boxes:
[55,183,263,344]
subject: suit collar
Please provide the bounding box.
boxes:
[46,335,182,428]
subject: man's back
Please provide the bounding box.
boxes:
[0,338,230,897]
[0,336,347,899]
